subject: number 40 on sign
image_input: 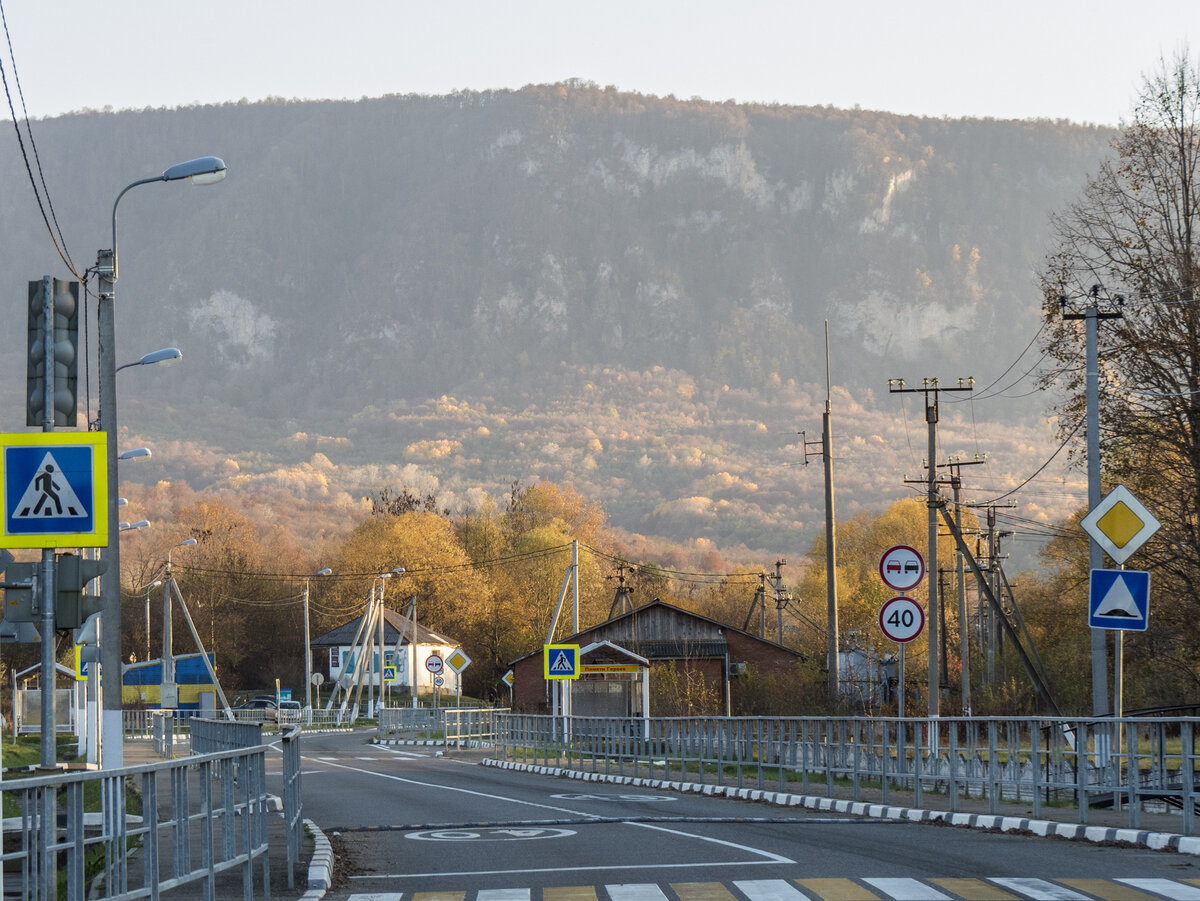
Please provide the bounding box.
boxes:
[879,596,925,644]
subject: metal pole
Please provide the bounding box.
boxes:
[926,390,939,717]
[953,474,971,715]
[162,557,175,701]
[823,322,839,700]
[411,595,418,708]
[36,277,58,769]
[303,579,313,710]
[97,250,123,768]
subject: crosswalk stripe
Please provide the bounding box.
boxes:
[988,880,1090,900]
[543,888,599,901]
[1058,879,1163,901]
[346,894,401,900]
[1117,879,1200,899]
[672,882,738,901]
[863,878,950,900]
[477,890,530,901]
[929,879,1020,900]
[606,885,670,901]
[735,879,811,901]
[794,879,879,901]
[412,892,466,901]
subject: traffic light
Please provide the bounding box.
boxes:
[27,278,80,427]
[2,561,38,623]
[55,553,106,630]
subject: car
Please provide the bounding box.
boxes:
[277,700,302,725]
[234,697,278,722]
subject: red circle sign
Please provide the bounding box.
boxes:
[879,545,926,592]
[879,596,926,643]
[425,653,444,674]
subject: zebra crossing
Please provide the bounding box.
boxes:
[341,877,1200,901]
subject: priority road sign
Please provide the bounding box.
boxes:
[544,644,580,680]
[446,648,472,674]
[1080,485,1159,566]
[1089,568,1150,631]
[2,432,108,548]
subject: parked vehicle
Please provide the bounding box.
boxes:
[277,700,302,724]
[234,697,277,722]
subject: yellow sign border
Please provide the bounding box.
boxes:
[0,432,109,548]
[543,643,580,680]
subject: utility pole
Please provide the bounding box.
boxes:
[941,456,985,715]
[888,377,973,717]
[799,321,840,700]
[1061,286,1122,717]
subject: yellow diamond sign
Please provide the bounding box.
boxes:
[1080,485,1159,565]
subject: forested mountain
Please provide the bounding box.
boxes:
[0,83,1114,559]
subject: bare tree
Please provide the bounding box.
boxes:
[1039,50,1200,692]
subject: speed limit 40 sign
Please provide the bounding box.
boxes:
[879,596,925,643]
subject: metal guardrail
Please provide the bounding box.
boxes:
[1,720,301,900]
[123,706,356,737]
[378,706,508,746]
[498,713,1200,833]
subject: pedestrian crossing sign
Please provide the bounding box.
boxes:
[1,433,108,548]
[543,644,580,680]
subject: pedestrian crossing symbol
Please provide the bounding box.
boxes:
[1089,568,1150,631]
[544,643,580,680]
[2,433,108,548]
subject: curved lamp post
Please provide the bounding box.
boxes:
[97,157,225,769]
[304,568,332,709]
[116,347,182,373]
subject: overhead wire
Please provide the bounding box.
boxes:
[0,0,78,278]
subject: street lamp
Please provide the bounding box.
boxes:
[118,447,152,462]
[304,568,332,710]
[97,156,225,769]
[116,347,182,373]
[118,520,150,532]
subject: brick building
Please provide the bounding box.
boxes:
[510,599,806,716]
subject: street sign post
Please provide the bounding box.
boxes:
[879,545,925,593]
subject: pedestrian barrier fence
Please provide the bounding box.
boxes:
[0,718,302,900]
[498,713,1200,834]
[378,706,509,747]
[122,705,356,737]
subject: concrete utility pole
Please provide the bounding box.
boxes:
[801,322,841,700]
[942,456,985,715]
[888,377,973,717]
[1061,288,1122,717]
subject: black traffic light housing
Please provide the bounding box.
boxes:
[27,278,80,427]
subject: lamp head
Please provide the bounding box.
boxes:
[315,568,333,576]
[162,156,227,185]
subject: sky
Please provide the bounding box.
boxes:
[0,0,1195,126]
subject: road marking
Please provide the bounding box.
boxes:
[413,893,464,901]
[1117,879,1200,899]
[734,879,809,901]
[672,882,738,901]
[795,879,879,900]
[863,878,950,900]
[543,888,597,901]
[1059,879,1163,900]
[477,890,531,901]
[606,885,670,901]
[929,879,1019,900]
[989,880,1090,900]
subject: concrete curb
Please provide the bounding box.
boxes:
[482,758,1200,855]
[298,817,334,901]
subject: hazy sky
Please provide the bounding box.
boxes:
[0,1,1195,126]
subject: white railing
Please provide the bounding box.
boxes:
[378,706,508,746]
[498,713,1200,833]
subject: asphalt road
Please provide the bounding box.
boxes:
[284,730,1200,901]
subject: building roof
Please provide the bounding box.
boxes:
[310,608,460,648]
[510,598,803,666]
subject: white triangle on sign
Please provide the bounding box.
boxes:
[550,651,573,672]
[1095,575,1141,618]
[12,452,89,519]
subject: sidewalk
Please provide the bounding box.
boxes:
[122,739,325,900]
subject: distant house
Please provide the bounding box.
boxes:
[310,610,462,700]
[510,598,806,716]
